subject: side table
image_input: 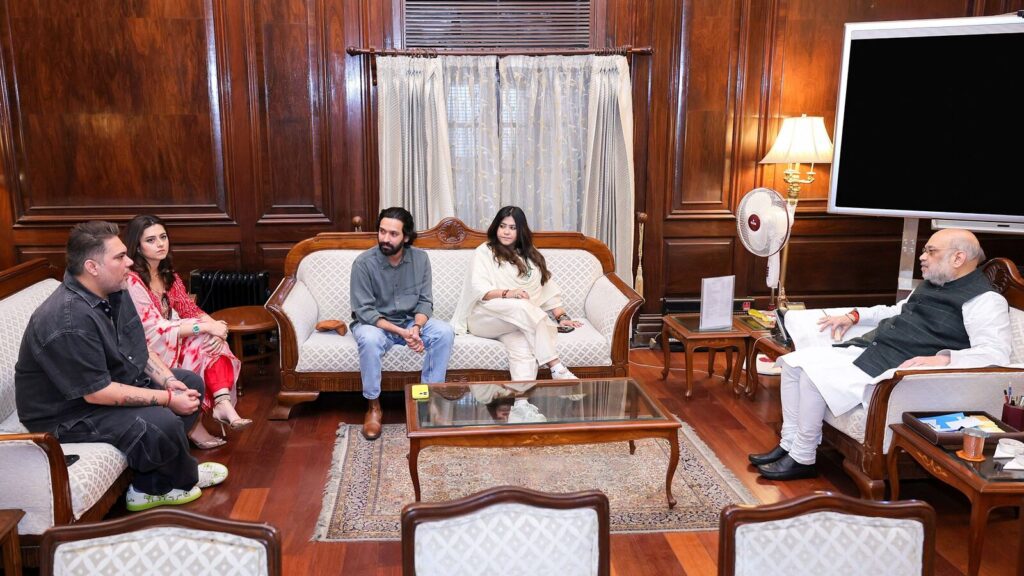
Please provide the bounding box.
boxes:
[0,509,24,576]
[210,306,277,395]
[661,314,748,398]
[888,423,1024,576]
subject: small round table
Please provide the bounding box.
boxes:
[210,305,276,395]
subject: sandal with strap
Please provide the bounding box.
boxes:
[211,393,253,435]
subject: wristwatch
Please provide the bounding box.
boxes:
[192,323,201,336]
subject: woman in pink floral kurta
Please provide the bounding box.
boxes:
[123,215,249,449]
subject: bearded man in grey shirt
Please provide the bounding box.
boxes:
[349,207,454,440]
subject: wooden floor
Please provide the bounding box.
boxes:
[101,347,1021,575]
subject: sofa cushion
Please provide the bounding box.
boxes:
[63,443,129,524]
[0,440,127,535]
[296,321,611,373]
[295,248,604,326]
[0,278,61,424]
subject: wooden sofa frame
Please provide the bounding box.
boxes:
[266,217,643,420]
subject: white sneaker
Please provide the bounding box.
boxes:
[551,365,578,380]
[126,485,202,512]
[508,401,547,423]
[197,462,229,489]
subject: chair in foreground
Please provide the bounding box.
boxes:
[401,486,610,576]
[719,492,935,576]
[40,509,280,576]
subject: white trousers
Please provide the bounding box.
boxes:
[778,358,829,465]
[468,301,559,381]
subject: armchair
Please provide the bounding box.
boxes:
[401,486,610,576]
[40,509,281,576]
[719,492,935,576]
[814,257,1024,499]
[0,260,131,566]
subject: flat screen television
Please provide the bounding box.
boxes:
[828,14,1024,233]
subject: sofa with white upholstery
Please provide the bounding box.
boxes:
[801,257,1024,499]
[0,259,131,565]
[266,217,643,419]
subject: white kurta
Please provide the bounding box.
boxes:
[781,290,1012,416]
[450,243,564,335]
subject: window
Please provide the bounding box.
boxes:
[404,1,591,49]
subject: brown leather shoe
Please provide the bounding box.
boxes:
[362,399,382,440]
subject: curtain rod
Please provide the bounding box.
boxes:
[346,45,653,57]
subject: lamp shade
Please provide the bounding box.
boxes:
[760,114,834,164]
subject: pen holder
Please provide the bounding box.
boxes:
[1003,403,1024,431]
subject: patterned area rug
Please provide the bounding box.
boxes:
[314,422,757,541]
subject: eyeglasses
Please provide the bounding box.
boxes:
[921,246,961,257]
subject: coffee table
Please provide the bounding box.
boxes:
[888,423,1024,576]
[405,377,682,507]
[660,314,748,398]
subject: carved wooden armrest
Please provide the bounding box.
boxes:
[861,366,1024,458]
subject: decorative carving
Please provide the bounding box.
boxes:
[986,266,1009,293]
[438,220,468,244]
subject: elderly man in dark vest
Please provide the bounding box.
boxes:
[749,228,1012,480]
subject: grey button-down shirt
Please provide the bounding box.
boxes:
[15,272,150,432]
[349,245,434,327]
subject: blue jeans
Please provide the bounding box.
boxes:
[352,318,454,400]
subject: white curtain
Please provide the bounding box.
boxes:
[498,55,591,234]
[441,56,501,230]
[376,54,636,283]
[376,57,455,229]
[581,56,635,284]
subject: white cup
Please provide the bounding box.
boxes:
[999,438,1024,456]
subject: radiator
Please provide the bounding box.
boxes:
[189,270,271,313]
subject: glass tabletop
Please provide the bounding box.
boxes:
[410,378,667,429]
[943,443,1024,482]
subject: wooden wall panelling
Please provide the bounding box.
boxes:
[249,0,330,224]
[0,0,232,224]
[663,238,735,295]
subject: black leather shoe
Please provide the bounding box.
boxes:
[757,455,817,480]
[748,445,788,466]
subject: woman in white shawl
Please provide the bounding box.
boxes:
[451,206,583,382]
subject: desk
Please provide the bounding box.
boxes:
[660,315,748,398]
[888,423,1024,576]
[0,509,24,576]
[209,306,276,395]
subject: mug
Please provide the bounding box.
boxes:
[962,427,987,460]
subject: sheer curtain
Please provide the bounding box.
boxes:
[376,56,455,229]
[581,56,635,283]
[499,55,635,283]
[441,56,501,230]
[498,56,591,234]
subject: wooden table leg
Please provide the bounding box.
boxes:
[887,441,903,501]
[967,498,992,576]
[665,430,679,508]
[684,343,695,398]
[409,439,422,502]
[1018,502,1024,576]
[731,342,746,395]
[1,522,21,576]
[661,324,672,380]
[708,348,716,378]
[744,340,759,398]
